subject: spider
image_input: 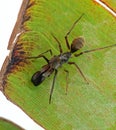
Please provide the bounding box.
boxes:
[28,14,116,103]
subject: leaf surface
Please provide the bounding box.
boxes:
[0,0,116,129]
[0,118,23,130]
[101,0,116,11]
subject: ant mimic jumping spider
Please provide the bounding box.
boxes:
[27,14,116,103]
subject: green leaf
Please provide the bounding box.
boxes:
[0,0,116,129]
[0,118,23,130]
[101,0,116,11]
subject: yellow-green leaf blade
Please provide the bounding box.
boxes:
[1,0,116,130]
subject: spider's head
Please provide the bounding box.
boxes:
[71,36,85,53]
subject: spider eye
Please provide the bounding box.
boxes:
[71,36,85,53]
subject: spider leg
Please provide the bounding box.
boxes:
[49,69,58,104]
[68,62,88,84]
[64,69,69,95]
[65,13,84,50]
[25,49,52,63]
[74,44,116,57]
[51,33,63,54]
